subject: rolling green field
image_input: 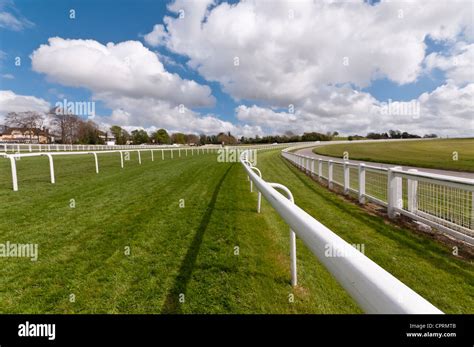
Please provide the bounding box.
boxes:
[313,138,474,172]
[0,150,472,313]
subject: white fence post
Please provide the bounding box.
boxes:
[472,192,474,231]
[151,150,154,162]
[388,167,403,219]
[120,151,124,168]
[407,169,418,213]
[358,163,366,204]
[46,154,55,184]
[268,182,297,287]
[9,156,18,191]
[343,161,349,195]
[138,150,142,164]
[257,190,261,213]
[162,149,164,160]
[311,159,315,177]
[318,159,322,181]
[328,160,333,189]
[93,153,99,173]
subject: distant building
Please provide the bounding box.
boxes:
[98,130,115,145]
[0,126,51,144]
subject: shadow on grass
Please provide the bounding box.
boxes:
[161,165,233,313]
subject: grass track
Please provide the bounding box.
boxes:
[0,149,472,313]
[312,138,474,172]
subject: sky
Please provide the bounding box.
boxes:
[0,0,472,137]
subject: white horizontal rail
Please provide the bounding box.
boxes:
[240,151,442,314]
[1,148,217,191]
[0,141,312,153]
[0,142,313,192]
[282,150,474,244]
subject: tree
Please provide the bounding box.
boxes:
[5,111,45,142]
[186,134,199,145]
[216,132,237,145]
[199,134,208,145]
[131,129,149,144]
[110,125,130,145]
[301,132,332,141]
[49,107,87,144]
[78,120,102,144]
[424,133,438,138]
[388,129,402,139]
[171,132,186,144]
[151,128,170,144]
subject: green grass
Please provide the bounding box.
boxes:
[312,138,474,172]
[0,149,472,313]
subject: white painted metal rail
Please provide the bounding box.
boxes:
[0,142,312,191]
[0,147,214,191]
[282,149,474,245]
[240,150,442,314]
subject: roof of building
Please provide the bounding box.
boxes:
[0,127,49,136]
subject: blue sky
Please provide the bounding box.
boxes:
[0,0,472,137]
[0,0,240,122]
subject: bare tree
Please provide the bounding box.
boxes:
[49,107,82,144]
[5,111,45,142]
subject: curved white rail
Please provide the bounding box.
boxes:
[281,148,474,244]
[240,150,442,314]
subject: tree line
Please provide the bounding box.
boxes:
[349,130,438,141]
[1,110,438,145]
[3,110,107,144]
[110,126,240,145]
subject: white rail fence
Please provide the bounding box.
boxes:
[0,142,301,153]
[0,143,305,191]
[0,143,181,153]
[240,150,442,314]
[0,147,217,191]
[282,150,474,245]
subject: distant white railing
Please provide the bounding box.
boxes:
[282,150,474,245]
[240,150,442,314]
[0,142,312,191]
[0,143,181,153]
[0,142,304,153]
[0,147,217,191]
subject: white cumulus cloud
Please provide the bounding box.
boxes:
[145,0,472,104]
[0,90,50,114]
[31,37,215,108]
